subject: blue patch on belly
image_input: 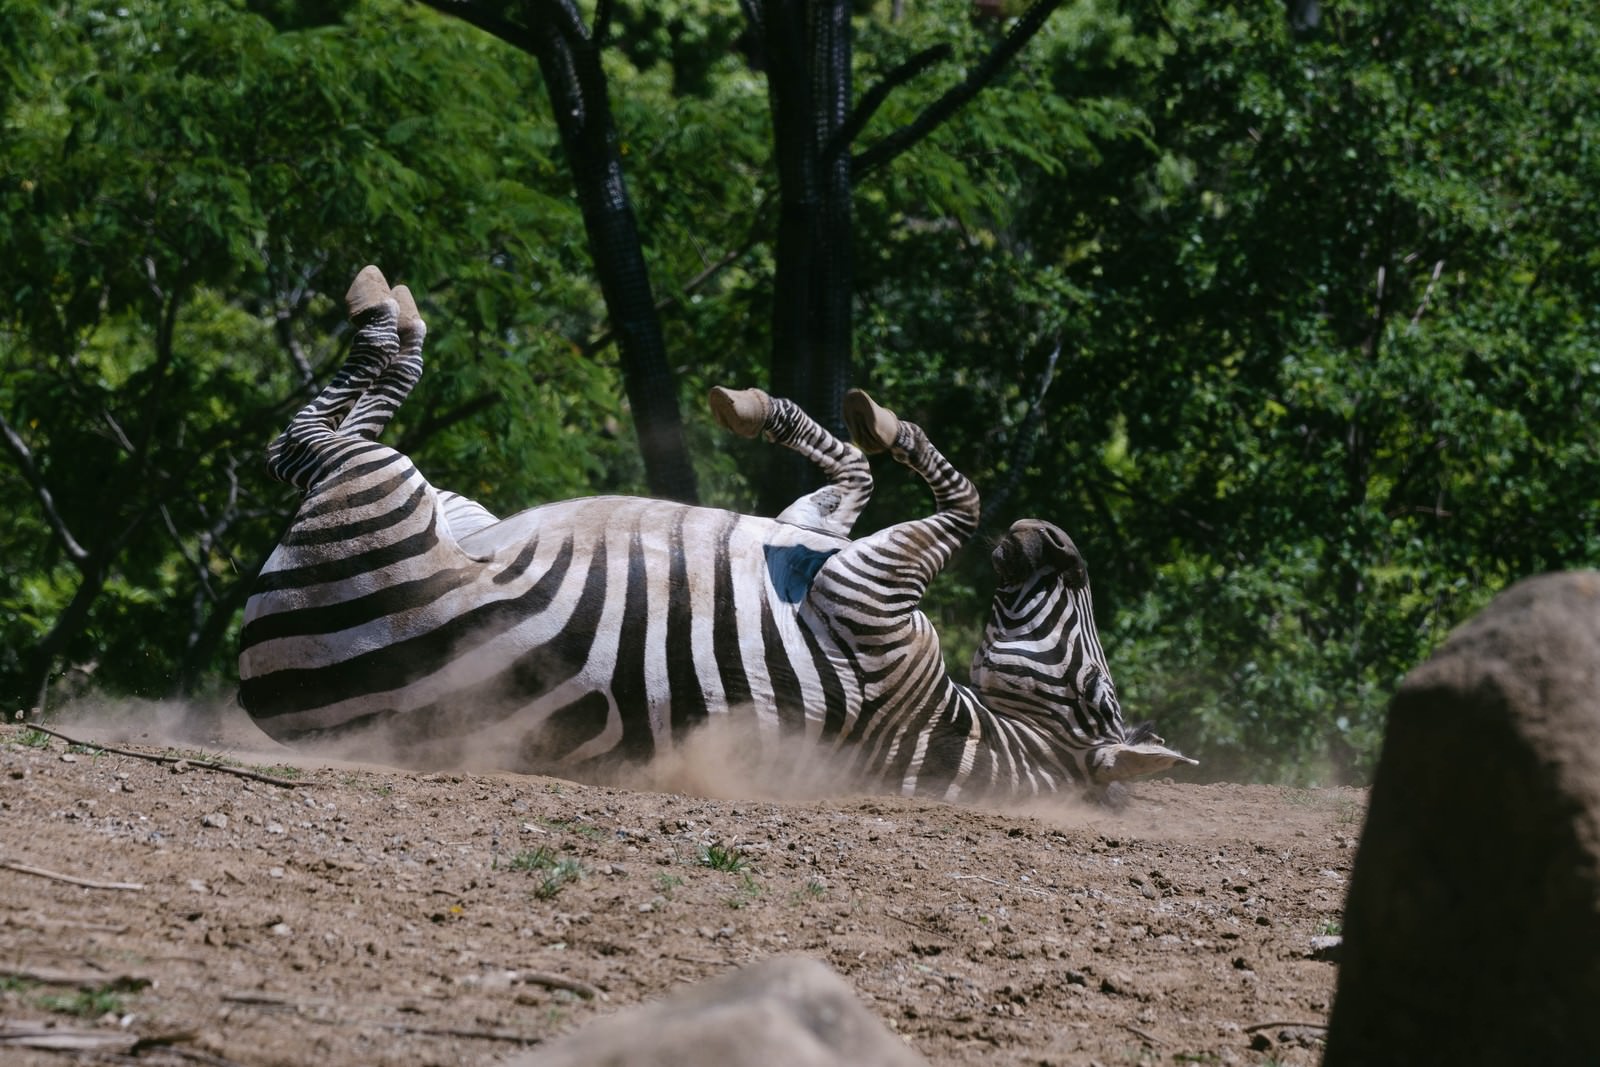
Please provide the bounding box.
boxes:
[764,544,840,604]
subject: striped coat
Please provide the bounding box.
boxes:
[238,266,1195,800]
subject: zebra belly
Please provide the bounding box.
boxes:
[239,494,862,770]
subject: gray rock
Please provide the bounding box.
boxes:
[1325,571,1600,1065]
[509,956,927,1067]
[1305,935,1341,962]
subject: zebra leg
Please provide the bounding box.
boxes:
[709,386,872,538]
[351,283,501,537]
[338,282,425,441]
[265,265,399,490]
[436,490,501,540]
[831,388,980,599]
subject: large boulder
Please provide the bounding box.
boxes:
[508,956,928,1067]
[1325,571,1600,1064]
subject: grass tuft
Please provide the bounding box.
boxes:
[39,989,126,1018]
[15,728,52,749]
[534,858,583,900]
[508,847,582,898]
[699,843,747,873]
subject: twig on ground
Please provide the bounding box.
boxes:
[514,970,606,1000]
[148,1042,246,1067]
[1244,1020,1329,1033]
[224,991,309,1010]
[220,992,544,1044]
[0,859,145,892]
[1123,1023,1164,1045]
[2,913,130,934]
[24,723,306,788]
[128,1029,203,1052]
[377,1021,543,1045]
[0,963,151,990]
[0,1025,140,1053]
[882,910,952,940]
[947,872,1054,898]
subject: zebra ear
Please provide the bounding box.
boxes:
[1125,719,1167,746]
[1089,741,1199,783]
[1041,536,1088,590]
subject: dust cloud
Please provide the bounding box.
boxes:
[32,691,1226,821]
[32,692,875,806]
[44,693,280,757]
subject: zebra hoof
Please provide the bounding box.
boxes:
[709,386,771,439]
[392,284,426,346]
[345,265,392,320]
[843,389,900,455]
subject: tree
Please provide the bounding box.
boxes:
[9,0,1593,788]
[1003,0,1600,779]
[0,2,626,711]
[418,0,1068,513]
[417,0,700,502]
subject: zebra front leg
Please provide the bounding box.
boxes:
[709,386,872,538]
[266,265,400,490]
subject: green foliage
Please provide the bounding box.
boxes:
[0,1,629,707]
[1006,0,1600,781]
[818,0,1599,781]
[534,857,584,899]
[2,0,1593,782]
[794,877,828,902]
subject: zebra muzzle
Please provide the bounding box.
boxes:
[1090,741,1200,783]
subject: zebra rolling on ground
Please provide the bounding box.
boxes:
[238,265,1196,802]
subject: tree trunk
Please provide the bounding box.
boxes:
[528,4,699,504]
[756,0,856,517]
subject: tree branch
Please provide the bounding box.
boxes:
[413,0,593,51]
[275,310,317,392]
[979,338,1060,532]
[1407,257,1445,332]
[827,44,952,164]
[534,0,592,44]
[158,502,217,606]
[852,0,1064,181]
[738,0,762,39]
[581,187,775,356]
[397,391,502,452]
[412,0,537,51]
[0,413,91,566]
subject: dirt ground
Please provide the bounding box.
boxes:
[0,707,1361,1067]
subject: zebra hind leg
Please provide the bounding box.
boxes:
[338,282,426,441]
[340,274,501,540]
[834,388,980,598]
[265,265,400,489]
[708,386,872,538]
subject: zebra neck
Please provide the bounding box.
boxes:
[897,680,1080,802]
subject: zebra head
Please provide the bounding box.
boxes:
[972,519,1197,792]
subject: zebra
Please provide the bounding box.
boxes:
[237,265,1196,802]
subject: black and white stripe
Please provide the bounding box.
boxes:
[238,266,1195,799]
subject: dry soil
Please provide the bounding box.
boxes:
[0,708,1360,1066]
